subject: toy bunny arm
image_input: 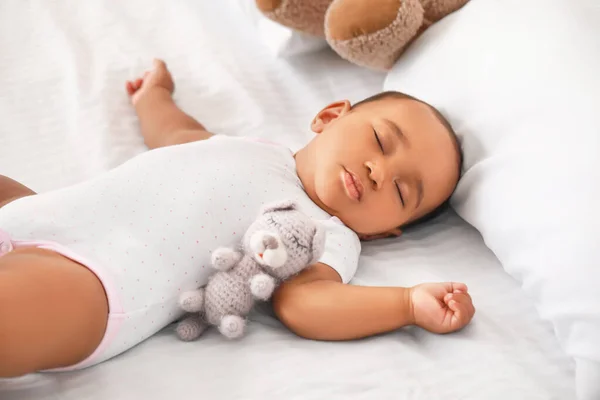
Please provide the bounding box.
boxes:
[249,273,277,301]
[211,247,243,271]
[179,288,205,312]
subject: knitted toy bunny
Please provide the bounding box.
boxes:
[175,200,325,340]
[256,0,470,71]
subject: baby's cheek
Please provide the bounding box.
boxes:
[364,200,402,232]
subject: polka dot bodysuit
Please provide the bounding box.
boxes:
[0,135,361,370]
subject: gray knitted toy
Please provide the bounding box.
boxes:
[175,200,325,340]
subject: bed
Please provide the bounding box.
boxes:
[0,1,576,399]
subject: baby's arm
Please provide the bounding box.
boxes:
[126,59,213,149]
[273,263,475,340]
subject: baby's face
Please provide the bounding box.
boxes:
[296,96,460,238]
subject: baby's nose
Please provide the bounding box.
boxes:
[365,161,384,190]
[263,235,279,249]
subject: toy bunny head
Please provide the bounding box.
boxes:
[243,200,325,280]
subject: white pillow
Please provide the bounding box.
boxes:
[384,1,600,399]
[257,15,328,57]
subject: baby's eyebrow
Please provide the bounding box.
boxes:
[383,118,410,147]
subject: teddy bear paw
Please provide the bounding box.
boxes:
[256,0,335,37]
[325,0,424,70]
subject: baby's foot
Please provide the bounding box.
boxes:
[125,59,175,106]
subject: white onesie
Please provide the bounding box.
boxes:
[0,135,361,370]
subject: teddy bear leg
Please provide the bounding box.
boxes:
[219,315,246,339]
[421,0,470,25]
[175,314,208,341]
[256,0,335,37]
[325,0,424,71]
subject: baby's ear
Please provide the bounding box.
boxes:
[309,223,327,265]
[260,200,297,215]
[311,100,351,133]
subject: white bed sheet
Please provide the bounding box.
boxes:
[0,1,575,399]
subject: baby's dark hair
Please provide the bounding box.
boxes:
[352,91,463,230]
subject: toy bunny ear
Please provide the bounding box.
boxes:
[309,222,326,266]
[260,200,298,214]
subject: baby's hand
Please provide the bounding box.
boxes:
[126,59,175,106]
[410,282,475,334]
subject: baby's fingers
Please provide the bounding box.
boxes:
[447,293,475,324]
[452,282,468,293]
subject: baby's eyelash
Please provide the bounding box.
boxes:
[373,129,384,152]
[396,183,405,207]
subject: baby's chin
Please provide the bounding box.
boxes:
[314,170,377,234]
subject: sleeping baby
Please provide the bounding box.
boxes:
[0,59,474,376]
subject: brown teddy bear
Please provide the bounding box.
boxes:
[256,0,470,71]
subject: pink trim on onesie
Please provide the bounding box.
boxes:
[9,237,124,372]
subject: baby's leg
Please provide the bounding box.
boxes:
[0,174,36,208]
[0,247,108,377]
